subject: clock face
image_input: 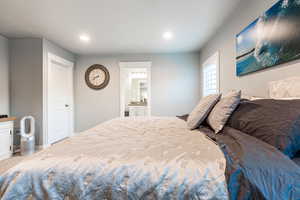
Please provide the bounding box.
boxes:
[89,69,106,86]
[85,65,110,90]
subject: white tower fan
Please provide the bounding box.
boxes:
[20,116,35,156]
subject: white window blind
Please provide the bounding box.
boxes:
[202,52,219,97]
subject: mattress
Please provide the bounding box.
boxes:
[0,117,228,200]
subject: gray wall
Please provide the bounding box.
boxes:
[10,38,43,144]
[199,0,300,97]
[0,35,10,115]
[10,38,76,146]
[75,53,200,132]
[43,38,76,63]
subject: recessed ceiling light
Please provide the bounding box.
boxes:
[79,35,90,42]
[163,31,173,40]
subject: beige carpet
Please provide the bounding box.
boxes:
[0,154,25,175]
[0,140,66,175]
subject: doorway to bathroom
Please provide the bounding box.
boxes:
[119,62,151,117]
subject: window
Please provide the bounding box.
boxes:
[202,52,219,97]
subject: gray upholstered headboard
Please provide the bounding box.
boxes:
[269,77,300,99]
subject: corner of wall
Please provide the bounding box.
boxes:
[0,35,10,115]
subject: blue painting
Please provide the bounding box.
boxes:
[236,0,300,76]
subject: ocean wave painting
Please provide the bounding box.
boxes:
[236,0,300,76]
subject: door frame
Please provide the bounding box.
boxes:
[119,61,152,117]
[43,53,74,148]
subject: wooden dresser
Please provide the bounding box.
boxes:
[0,117,16,161]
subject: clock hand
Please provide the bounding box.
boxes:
[93,75,100,80]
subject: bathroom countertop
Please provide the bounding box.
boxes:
[128,103,147,107]
[0,117,17,123]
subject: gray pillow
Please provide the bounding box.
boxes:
[207,90,241,133]
[228,99,300,158]
[187,94,221,130]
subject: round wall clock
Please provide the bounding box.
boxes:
[85,64,110,90]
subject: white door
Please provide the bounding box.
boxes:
[47,54,74,145]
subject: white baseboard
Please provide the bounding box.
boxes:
[38,144,49,150]
[0,153,12,161]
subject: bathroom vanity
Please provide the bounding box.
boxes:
[0,117,15,161]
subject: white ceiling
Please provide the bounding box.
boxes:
[0,0,241,55]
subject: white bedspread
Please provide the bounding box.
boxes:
[0,117,228,200]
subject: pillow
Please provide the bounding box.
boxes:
[176,114,189,121]
[241,93,265,101]
[227,99,300,158]
[207,90,241,133]
[187,94,221,130]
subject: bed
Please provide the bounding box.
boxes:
[0,117,228,199]
[1,77,300,200]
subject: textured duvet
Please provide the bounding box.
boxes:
[0,117,228,200]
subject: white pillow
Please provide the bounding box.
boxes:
[241,93,265,101]
[187,94,221,130]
